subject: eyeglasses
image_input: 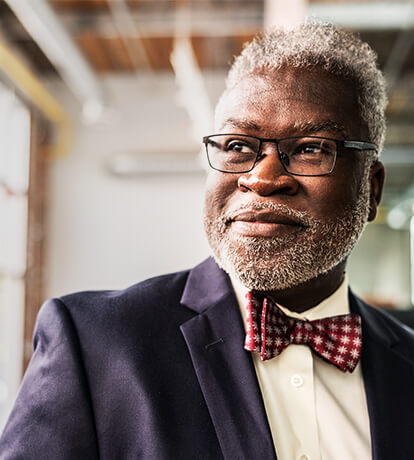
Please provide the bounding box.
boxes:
[202,134,378,176]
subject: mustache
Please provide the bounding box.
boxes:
[224,202,312,227]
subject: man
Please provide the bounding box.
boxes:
[1,23,414,460]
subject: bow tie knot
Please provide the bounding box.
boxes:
[244,291,362,373]
[291,320,312,344]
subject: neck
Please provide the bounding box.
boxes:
[262,262,347,313]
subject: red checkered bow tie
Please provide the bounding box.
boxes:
[244,291,362,373]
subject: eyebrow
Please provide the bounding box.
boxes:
[292,121,349,138]
[220,118,349,138]
[219,118,262,131]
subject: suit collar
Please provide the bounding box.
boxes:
[180,258,277,460]
[350,291,399,347]
[180,257,233,314]
[351,293,414,460]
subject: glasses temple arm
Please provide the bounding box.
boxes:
[343,140,378,151]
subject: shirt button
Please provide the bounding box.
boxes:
[298,455,311,460]
[290,374,304,387]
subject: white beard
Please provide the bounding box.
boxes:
[204,169,371,291]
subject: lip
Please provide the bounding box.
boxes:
[229,209,307,238]
[230,210,304,225]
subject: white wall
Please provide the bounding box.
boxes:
[44,73,226,298]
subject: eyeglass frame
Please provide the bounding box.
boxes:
[202,133,378,177]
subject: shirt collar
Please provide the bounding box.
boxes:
[231,274,349,325]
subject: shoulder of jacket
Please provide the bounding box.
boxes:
[38,269,192,325]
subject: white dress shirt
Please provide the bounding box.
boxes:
[232,276,372,460]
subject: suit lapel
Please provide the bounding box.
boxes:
[351,293,414,460]
[180,258,276,460]
[179,263,414,460]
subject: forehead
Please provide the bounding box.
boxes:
[215,67,367,139]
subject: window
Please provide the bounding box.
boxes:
[0,83,30,430]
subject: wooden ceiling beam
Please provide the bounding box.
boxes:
[76,32,113,71]
[50,0,110,11]
[141,36,173,71]
[103,35,135,71]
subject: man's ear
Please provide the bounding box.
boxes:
[368,160,385,222]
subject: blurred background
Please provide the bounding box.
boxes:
[0,0,413,429]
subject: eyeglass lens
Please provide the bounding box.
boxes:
[205,135,337,175]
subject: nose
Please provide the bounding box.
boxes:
[237,148,300,196]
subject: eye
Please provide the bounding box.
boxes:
[206,139,219,149]
[291,139,335,157]
[225,139,257,154]
[294,143,323,155]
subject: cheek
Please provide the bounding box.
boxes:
[328,156,367,198]
[329,164,367,210]
[300,176,362,218]
[204,172,238,215]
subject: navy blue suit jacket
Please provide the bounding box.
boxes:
[1,257,414,459]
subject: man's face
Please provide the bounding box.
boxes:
[204,67,382,292]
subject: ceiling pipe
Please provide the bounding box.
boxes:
[170,4,213,145]
[106,0,153,74]
[56,3,414,37]
[0,37,72,158]
[4,0,106,123]
[308,2,414,30]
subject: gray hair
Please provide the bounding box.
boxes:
[226,22,387,155]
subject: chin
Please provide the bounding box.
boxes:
[210,234,332,291]
[206,209,368,292]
